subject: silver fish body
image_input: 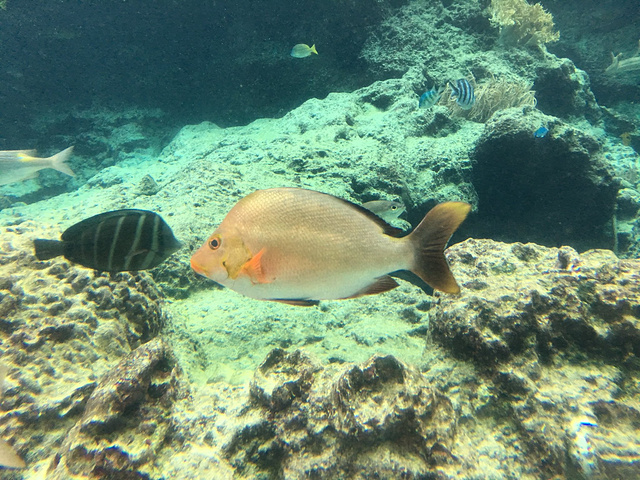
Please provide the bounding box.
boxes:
[0,147,74,186]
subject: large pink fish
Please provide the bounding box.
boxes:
[191,188,470,305]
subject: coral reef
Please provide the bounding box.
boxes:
[1,231,640,479]
[433,239,640,367]
[227,349,457,479]
[428,239,640,478]
[533,57,601,121]
[488,0,560,47]
[46,337,183,479]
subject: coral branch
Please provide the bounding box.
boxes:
[488,0,559,47]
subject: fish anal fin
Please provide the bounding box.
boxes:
[343,275,399,299]
[408,202,470,294]
[240,248,271,284]
[270,299,319,307]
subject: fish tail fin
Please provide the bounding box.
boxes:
[310,44,318,55]
[49,146,75,177]
[407,202,470,294]
[34,239,65,260]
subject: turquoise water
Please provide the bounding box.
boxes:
[1,0,639,479]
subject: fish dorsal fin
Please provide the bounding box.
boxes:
[342,275,399,299]
[62,209,153,240]
[240,248,271,284]
[331,195,405,238]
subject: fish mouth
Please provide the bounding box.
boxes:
[190,257,207,277]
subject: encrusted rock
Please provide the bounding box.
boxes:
[433,238,640,366]
[0,223,168,470]
[228,349,457,479]
[425,238,640,478]
[45,337,183,479]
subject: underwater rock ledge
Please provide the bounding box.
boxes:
[0,231,639,479]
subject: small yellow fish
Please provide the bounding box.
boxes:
[0,146,75,186]
[290,43,318,58]
[191,188,470,305]
[621,132,632,146]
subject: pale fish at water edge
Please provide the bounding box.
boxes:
[191,188,470,306]
[0,146,75,186]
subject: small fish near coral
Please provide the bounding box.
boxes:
[418,86,443,109]
[0,364,26,469]
[290,43,317,58]
[34,209,182,272]
[0,146,74,186]
[533,126,549,138]
[449,79,475,110]
[190,187,470,306]
[362,199,406,222]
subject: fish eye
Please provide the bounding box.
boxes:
[391,205,398,210]
[209,235,222,250]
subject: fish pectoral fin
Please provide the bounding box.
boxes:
[342,275,399,299]
[239,248,271,284]
[270,298,319,307]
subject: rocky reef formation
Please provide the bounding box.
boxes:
[430,239,640,478]
[0,221,169,475]
[471,107,619,251]
[2,230,638,479]
[46,338,183,479]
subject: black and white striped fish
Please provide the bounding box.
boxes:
[449,79,475,110]
[34,209,182,272]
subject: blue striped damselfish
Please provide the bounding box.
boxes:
[34,209,182,272]
[449,79,475,110]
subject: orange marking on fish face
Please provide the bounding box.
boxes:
[221,235,254,280]
[190,255,207,276]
